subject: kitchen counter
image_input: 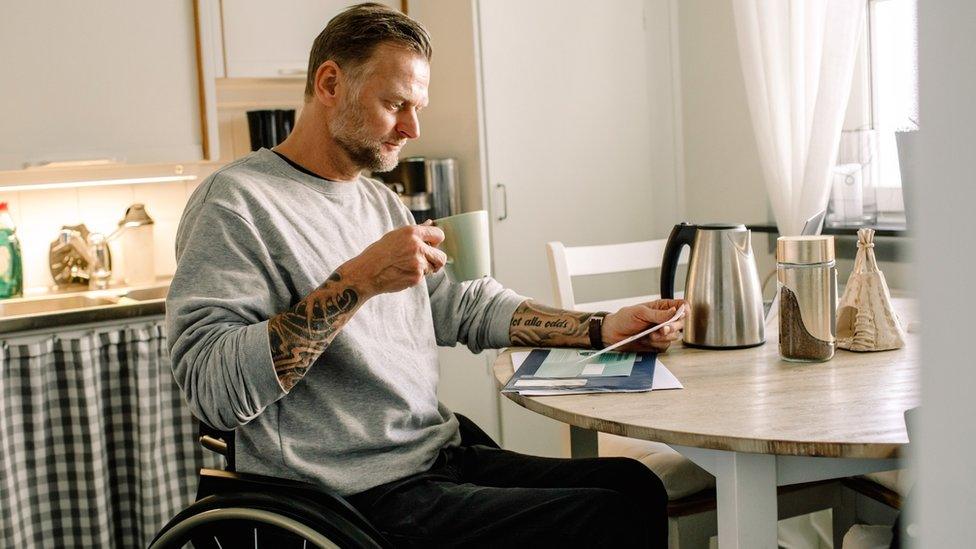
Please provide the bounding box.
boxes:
[0,281,170,335]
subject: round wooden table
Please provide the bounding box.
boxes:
[493,299,919,548]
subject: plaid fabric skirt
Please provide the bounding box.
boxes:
[0,319,220,547]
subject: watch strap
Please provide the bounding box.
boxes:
[588,312,609,350]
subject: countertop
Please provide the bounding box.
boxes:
[0,280,171,335]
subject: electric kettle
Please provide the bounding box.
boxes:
[660,223,766,348]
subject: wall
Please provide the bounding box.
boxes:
[674,0,777,289]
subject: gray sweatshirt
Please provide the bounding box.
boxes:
[167,148,525,495]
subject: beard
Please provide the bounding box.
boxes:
[328,98,401,173]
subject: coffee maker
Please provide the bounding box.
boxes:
[376,157,460,223]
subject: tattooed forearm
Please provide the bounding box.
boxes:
[268,269,363,391]
[509,300,597,348]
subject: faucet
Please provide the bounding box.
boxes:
[50,226,112,289]
[49,207,154,290]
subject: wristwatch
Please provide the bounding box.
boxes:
[588,312,609,350]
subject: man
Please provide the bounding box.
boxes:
[168,4,685,547]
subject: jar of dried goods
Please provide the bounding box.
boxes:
[777,236,838,362]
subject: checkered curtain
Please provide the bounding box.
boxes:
[0,321,221,547]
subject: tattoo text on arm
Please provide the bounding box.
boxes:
[268,270,362,391]
[509,300,596,348]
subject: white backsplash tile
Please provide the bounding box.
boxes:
[6,181,189,292]
[133,182,188,222]
[77,185,135,236]
[19,187,80,228]
[153,219,179,276]
[0,191,23,227]
[17,188,81,290]
[20,238,54,291]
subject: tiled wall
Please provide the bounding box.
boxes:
[0,178,206,293]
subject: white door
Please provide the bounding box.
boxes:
[477,0,664,457]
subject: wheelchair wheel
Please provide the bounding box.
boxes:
[150,492,386,549]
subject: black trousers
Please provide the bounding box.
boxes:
[346,417,668,548]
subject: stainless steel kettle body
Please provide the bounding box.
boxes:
[661,223,765,348]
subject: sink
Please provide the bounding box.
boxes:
[0,283,171,333]
[121,286,169,301]
[0,295,119,317]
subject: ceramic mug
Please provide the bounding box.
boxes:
[433,210,491,281]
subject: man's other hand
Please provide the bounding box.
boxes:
[342,222,447,297]
[601,299,688,353]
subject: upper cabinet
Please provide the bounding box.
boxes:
[0,1,218,172]
[219,0,401,78]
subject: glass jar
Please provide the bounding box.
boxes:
[777,236,838,362]
[827,129,880,227]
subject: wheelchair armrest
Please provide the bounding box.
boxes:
[199,435,228,456]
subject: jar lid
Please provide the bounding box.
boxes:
[119,203,154,227]
[776,235,835,264]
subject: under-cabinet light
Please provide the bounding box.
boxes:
[0,175,196,192]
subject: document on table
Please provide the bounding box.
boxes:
[510,350,684,395]
[534,349,637,378]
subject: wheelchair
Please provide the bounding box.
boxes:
[149,421,389,548]
[150,414,497,548]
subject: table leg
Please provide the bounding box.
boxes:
[569,425,598,458]
[712,451,778,549]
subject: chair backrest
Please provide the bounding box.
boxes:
[546,239,689,312]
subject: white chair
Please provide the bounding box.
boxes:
[547,239,709,500]
[546,239,851,549]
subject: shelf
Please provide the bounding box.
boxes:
[747,223,909,238]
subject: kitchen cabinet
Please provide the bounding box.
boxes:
[476,0,681,457]
[0,1,218,172]
[219,0,401,78]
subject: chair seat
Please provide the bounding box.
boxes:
[842,524,894,549]
[598,433,714,501]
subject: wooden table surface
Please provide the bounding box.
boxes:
[493,298,919,459]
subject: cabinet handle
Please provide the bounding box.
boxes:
[277,68,307,76]
[495,183,508,221]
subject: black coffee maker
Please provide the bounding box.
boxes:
[375,157,459,224]
[246,109,296,150]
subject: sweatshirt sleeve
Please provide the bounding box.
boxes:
[166,201,287,431]
[426,269,527,354]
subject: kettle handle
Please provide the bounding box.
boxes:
[660,223,697,299]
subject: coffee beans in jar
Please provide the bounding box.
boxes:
[776,236,837,362]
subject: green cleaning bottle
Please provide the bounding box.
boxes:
[0,202,24,299]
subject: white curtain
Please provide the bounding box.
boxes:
[732,0,867,236]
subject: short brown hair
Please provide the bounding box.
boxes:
[304,3,432,99]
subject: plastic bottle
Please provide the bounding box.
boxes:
[0,202,24,299]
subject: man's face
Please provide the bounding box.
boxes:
[328,43,430,173]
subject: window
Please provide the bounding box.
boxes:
[834,0,917,227]
[871,0,917,217]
